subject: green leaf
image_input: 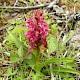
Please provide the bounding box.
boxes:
[16,20,22,25]
[51,24,58,32]
[53,67,80,75]
[10,53,21,62]
[0,78,2,80]
[26,53,36,65]
[0,44,4,53]
[5,67,18,76]
[43,58,75,67]
[63,31,75,44]
[11,20,16,25]
[7,25,14,31]
[12,27,23,33]
[46,19,51,24]
[47,34,58,54]
[4,52,10,56]
[7,30,28,53]
[11,20,22,25]
[29,0,34,4]
[32,72,42,80]
[18,46,24,57]
[66,62,77,69]
[35,57,75,70]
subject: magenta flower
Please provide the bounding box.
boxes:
[25,9,49,52]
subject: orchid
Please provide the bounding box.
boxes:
[25,9,49,52]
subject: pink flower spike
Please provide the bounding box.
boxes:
[25,9,49,52]
[26,18,36,28]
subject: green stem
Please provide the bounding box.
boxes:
[36,47,40,64]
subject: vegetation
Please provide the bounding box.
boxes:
[0,0,80,80]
